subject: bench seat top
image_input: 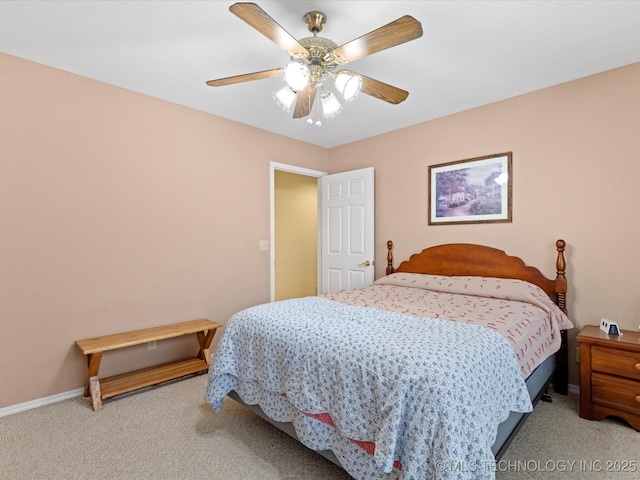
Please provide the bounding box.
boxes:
[76,318,222,354]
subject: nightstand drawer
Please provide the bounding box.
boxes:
[591,345,640,381]
[592,372,640,415]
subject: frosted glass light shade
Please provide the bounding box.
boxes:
[283,62,309,92]
[273,86,297,111]
[334,71,362,101]
[320,90,342,117]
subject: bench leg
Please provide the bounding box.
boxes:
[84,352,103,394]
[84,352,103,411]
[89,376,103,411]
[196,328,218,365]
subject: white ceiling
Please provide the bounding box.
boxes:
[2,1,640,148]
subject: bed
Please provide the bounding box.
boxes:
[206,239,572,479]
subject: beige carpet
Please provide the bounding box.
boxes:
[0,375,637,479]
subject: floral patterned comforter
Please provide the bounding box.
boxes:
[206,283,540,479]
[324,273,573,378]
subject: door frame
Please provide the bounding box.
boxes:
[270,162,327,302]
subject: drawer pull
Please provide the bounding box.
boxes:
[635,363,640,372]
[636,395,640,405]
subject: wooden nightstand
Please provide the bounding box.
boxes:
[577,325,640,431]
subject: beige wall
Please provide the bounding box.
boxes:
[329,62,640,386]
[0,53,329,408]
[3,51,639,407]
[274,171,318,300]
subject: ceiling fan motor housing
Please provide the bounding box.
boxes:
[297,36,339,85]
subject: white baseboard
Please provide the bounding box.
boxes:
[0,387,84,418]
[567,383,579,394]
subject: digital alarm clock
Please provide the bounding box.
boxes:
[600,318,623,336]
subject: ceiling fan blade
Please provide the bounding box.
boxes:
[331,15,423,64]
[293,85,318,119]
[359,74,409,104]
[230,3,307,56]
[206,68,283,87]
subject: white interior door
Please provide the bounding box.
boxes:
[320,167,375,294]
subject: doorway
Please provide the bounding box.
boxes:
[270,162,325,301]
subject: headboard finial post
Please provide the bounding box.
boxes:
[386,240,394,275]
[555,239,567,313]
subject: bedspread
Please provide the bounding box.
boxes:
[206,297,532,480]
[324,273,573,377]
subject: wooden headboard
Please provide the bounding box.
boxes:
[385,239,569,394]
[386,239,567,313]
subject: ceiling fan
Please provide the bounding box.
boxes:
[206,2,423,121]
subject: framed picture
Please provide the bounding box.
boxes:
[428,152,512,225]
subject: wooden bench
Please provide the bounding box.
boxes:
[75,318,222,411]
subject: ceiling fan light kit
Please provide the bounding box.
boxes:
[206,2,423,124]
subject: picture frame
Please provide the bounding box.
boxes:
[428,152,512,225]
